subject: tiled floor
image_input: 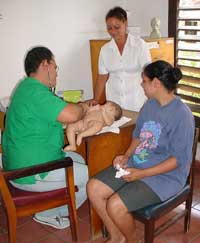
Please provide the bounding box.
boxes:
[1,166,200,243]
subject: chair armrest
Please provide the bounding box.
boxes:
[3,157,73,180]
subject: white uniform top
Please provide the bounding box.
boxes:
[98,33,151,112]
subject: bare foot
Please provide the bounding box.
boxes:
[76,135,83,146]
[106,236,126,243]
[63,145,76,151]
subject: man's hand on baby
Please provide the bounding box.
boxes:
[88,104,100,112]
[86,99,99,106]
[77,102,89,116]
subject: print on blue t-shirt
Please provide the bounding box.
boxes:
[133,121,162,164]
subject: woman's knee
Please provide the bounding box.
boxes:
[87,178,112,200]
[107,194,127,217]
[87,179,99,198]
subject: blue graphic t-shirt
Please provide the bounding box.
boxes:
[128,97,194,201]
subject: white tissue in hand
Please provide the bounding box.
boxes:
[115,167,130,178]
[115,164,121,170]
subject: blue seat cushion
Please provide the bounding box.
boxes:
[133,185,191,220]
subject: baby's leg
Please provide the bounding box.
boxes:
[64,123,81,151]
[77,121,103,146]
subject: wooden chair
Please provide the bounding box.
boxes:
[133,127,199,243]
[0,157,78,243]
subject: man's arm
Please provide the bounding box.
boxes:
[57,103,86,124]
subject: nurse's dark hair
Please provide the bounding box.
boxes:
[143,60,182,91]
[24,46,54,76]
[106,6,127,22]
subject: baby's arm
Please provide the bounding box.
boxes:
[101,107,115,126]
[76,120,104,146]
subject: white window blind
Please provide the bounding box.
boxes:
[176,0,200,118]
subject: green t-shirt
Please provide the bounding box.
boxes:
[2,77,67,184]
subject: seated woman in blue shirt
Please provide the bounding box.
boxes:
[87,60,195,243]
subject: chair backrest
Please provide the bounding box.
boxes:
[0,157,78,242]
[187,127,199,188]
[0,168,17,219]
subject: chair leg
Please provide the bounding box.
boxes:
[66,165,78,242]
[8,215,17,243]
[144,219,155,243]
[184,196,192,232]
[68,203,78,242]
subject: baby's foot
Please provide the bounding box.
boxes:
[76,135,83,146]
[64,145,76,151]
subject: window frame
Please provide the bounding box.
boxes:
[168,0,200,126]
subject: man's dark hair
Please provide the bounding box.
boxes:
[24,46,53,76]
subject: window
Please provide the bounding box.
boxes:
[176,0,200,122]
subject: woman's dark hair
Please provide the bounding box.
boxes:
[143,60,182,91]
[106,6,127,22]
[24,46,53,76]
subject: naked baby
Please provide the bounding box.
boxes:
[64,101,122,151]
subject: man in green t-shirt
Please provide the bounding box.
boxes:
[2,46,88,229]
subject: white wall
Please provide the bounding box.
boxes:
[126,0,168,37]
[0,0,168,100]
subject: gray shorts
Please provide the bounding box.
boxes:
[94,166,161,212]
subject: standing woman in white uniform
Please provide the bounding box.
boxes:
[90,6,151,112]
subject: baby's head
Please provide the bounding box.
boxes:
[104,101,122,121]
